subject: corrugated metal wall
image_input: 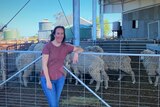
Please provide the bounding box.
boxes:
[123,5,160,39]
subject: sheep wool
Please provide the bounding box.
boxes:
[16,42,46,87]
[67,53,109,91]
[141,49,160,86]
[85,46,136,84]
[0,53,6,89]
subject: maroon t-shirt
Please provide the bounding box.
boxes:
[41,42,74,80]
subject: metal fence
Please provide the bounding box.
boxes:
[0,50,160,107]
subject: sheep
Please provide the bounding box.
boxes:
[85,46,136,84]
[64,57,73,83]
[140,49,160,86]
[85,46,104,53]
[33,42,46,83]
[66,53,109,91]
[0,52,6,89]
[17,43,37,86]
[16,52,35,87]
[103,55,135,84]
[28,43,37,51]
[16,42,45,87]
[33,42,45,71]
[33,41,46,51]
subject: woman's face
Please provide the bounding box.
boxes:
[54,28,64,43]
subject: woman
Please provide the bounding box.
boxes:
[40,26,83,107]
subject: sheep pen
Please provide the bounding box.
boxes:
[1,44,160,107]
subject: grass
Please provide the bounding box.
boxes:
[61,96,104,107]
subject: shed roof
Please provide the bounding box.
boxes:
[102,0,160,13]
[53,14,92,27]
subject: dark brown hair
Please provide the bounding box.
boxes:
[50,26,66,43]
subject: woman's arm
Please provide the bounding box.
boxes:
[73,46,84,53]
[42,54,52,89]
[72,46,84,64]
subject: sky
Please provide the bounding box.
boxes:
[0,0,121,37]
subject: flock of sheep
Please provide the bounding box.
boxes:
[0,42,160,91]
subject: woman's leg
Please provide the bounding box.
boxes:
[55,76,65,106]
[40,76,58,107]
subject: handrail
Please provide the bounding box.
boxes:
[63,66,111,107]
[0,56,42,86]
[1,50,160,57]
[0,50,41,53]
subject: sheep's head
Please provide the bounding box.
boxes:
[85,46,104,53]
[140,49,155,61]
[93,46,104,53]
[84,46,92,52]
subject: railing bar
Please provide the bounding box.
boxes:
[1,50,160,57]
[0,50,41,53]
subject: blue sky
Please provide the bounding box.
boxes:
[0,0,121,37]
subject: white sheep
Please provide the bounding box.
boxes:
[66,53,109,91]
[33,42,46,83]
[17,43,37,86]
[0,52,6,89]
[64,57,73,83]
[16,42,45,87]
[103,55,135,83]
[140,49,160,86]
[16,52,35,87]
[85,46,136,84]
[27,43,37,51]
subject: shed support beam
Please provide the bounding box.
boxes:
[73,0,80,46]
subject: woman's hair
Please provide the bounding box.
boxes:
[50,26,66,42]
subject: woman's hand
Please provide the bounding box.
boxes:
[72,52,78,64]
[46,80,52,89]
[72,46,83,64]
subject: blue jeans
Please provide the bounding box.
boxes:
[41,76,65,107]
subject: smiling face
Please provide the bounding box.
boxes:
[54,28,64,43]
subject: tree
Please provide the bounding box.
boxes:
[96,17,110,38]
